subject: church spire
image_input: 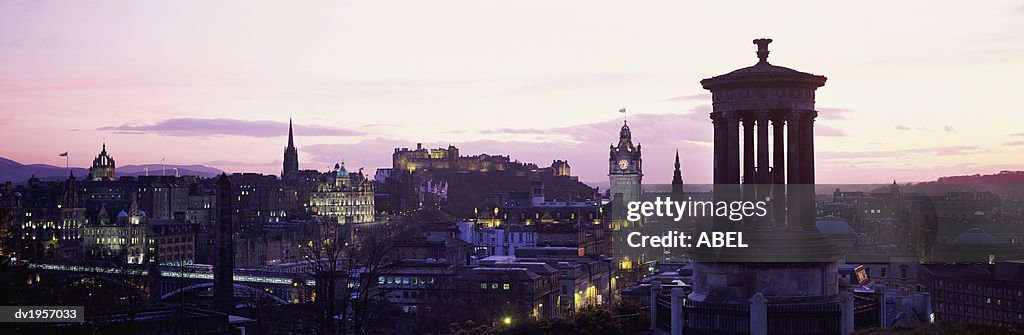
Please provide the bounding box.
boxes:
[672,149,684,199]
[282,118,299,178]
[674,150,681,171]
[288,118,295,149]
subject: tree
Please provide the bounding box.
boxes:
[610,300,647,333]
[350,221,405,335]
[298,217,410,334]
[447,320,496,335]
[298,218,350,335]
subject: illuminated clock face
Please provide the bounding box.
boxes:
[618,159,629,170]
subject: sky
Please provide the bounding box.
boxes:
[1,1,1023,185]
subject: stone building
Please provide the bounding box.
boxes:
[919,262,1024,327]
[89,142,116,181]
[455,261,560,322]
[471,179,608,256]
[309,163,375,225]
[393,143,517,173]
[10,174,87,261]
[608,121,642,220]
[147,219,198,266]
[83,195,148,264]
[550,160,571,177]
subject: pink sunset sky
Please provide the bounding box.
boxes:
[1,1,1023,184]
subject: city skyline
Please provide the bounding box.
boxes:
[2,1,1024,184]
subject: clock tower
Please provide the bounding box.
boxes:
[609,120,642,216]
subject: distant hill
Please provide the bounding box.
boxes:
[869,171,1024,196]
[0,157,223,183]
[0,157,89,182]
[118,164,223,178]
[923,170,1024,185]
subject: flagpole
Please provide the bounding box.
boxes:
[66,150,69,177]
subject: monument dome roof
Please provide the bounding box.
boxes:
[701,38,826,90]
[816,217,857,236]
[952,227,998,245]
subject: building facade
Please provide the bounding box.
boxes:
[83,195,148,264]
[309,163,375,225]
[920,262,1024,327]
[608,121,642,215]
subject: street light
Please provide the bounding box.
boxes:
[502,316,512,326]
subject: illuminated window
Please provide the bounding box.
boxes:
[503,283,510,290]
[480,283,487,290]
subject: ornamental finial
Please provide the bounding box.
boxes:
[753,38,772,63]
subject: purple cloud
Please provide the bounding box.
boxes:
[816,125,846,137]
[819,145,988,160]
[472,111,713,145]
[686,104,713,117]
[302,137,409,174]
[98,118,363,138]
[932,146,989,155]
[816,107,853,120]
[1005,141,1024,146]
[893,125,959,133]
[664,93,711,102]
[479,128,553,135]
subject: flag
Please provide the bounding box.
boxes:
[59,152,68,157]
[619,108,626,113]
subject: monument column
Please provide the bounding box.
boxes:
[754,112,772,231]
[786,111,802,231]
[743,115,755,185]
[755,111,770,185]
[726,113,741,184]
[800,111,817,230]
[712,113,726,184]
[771,116,786,228]
[800,111,816,184]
